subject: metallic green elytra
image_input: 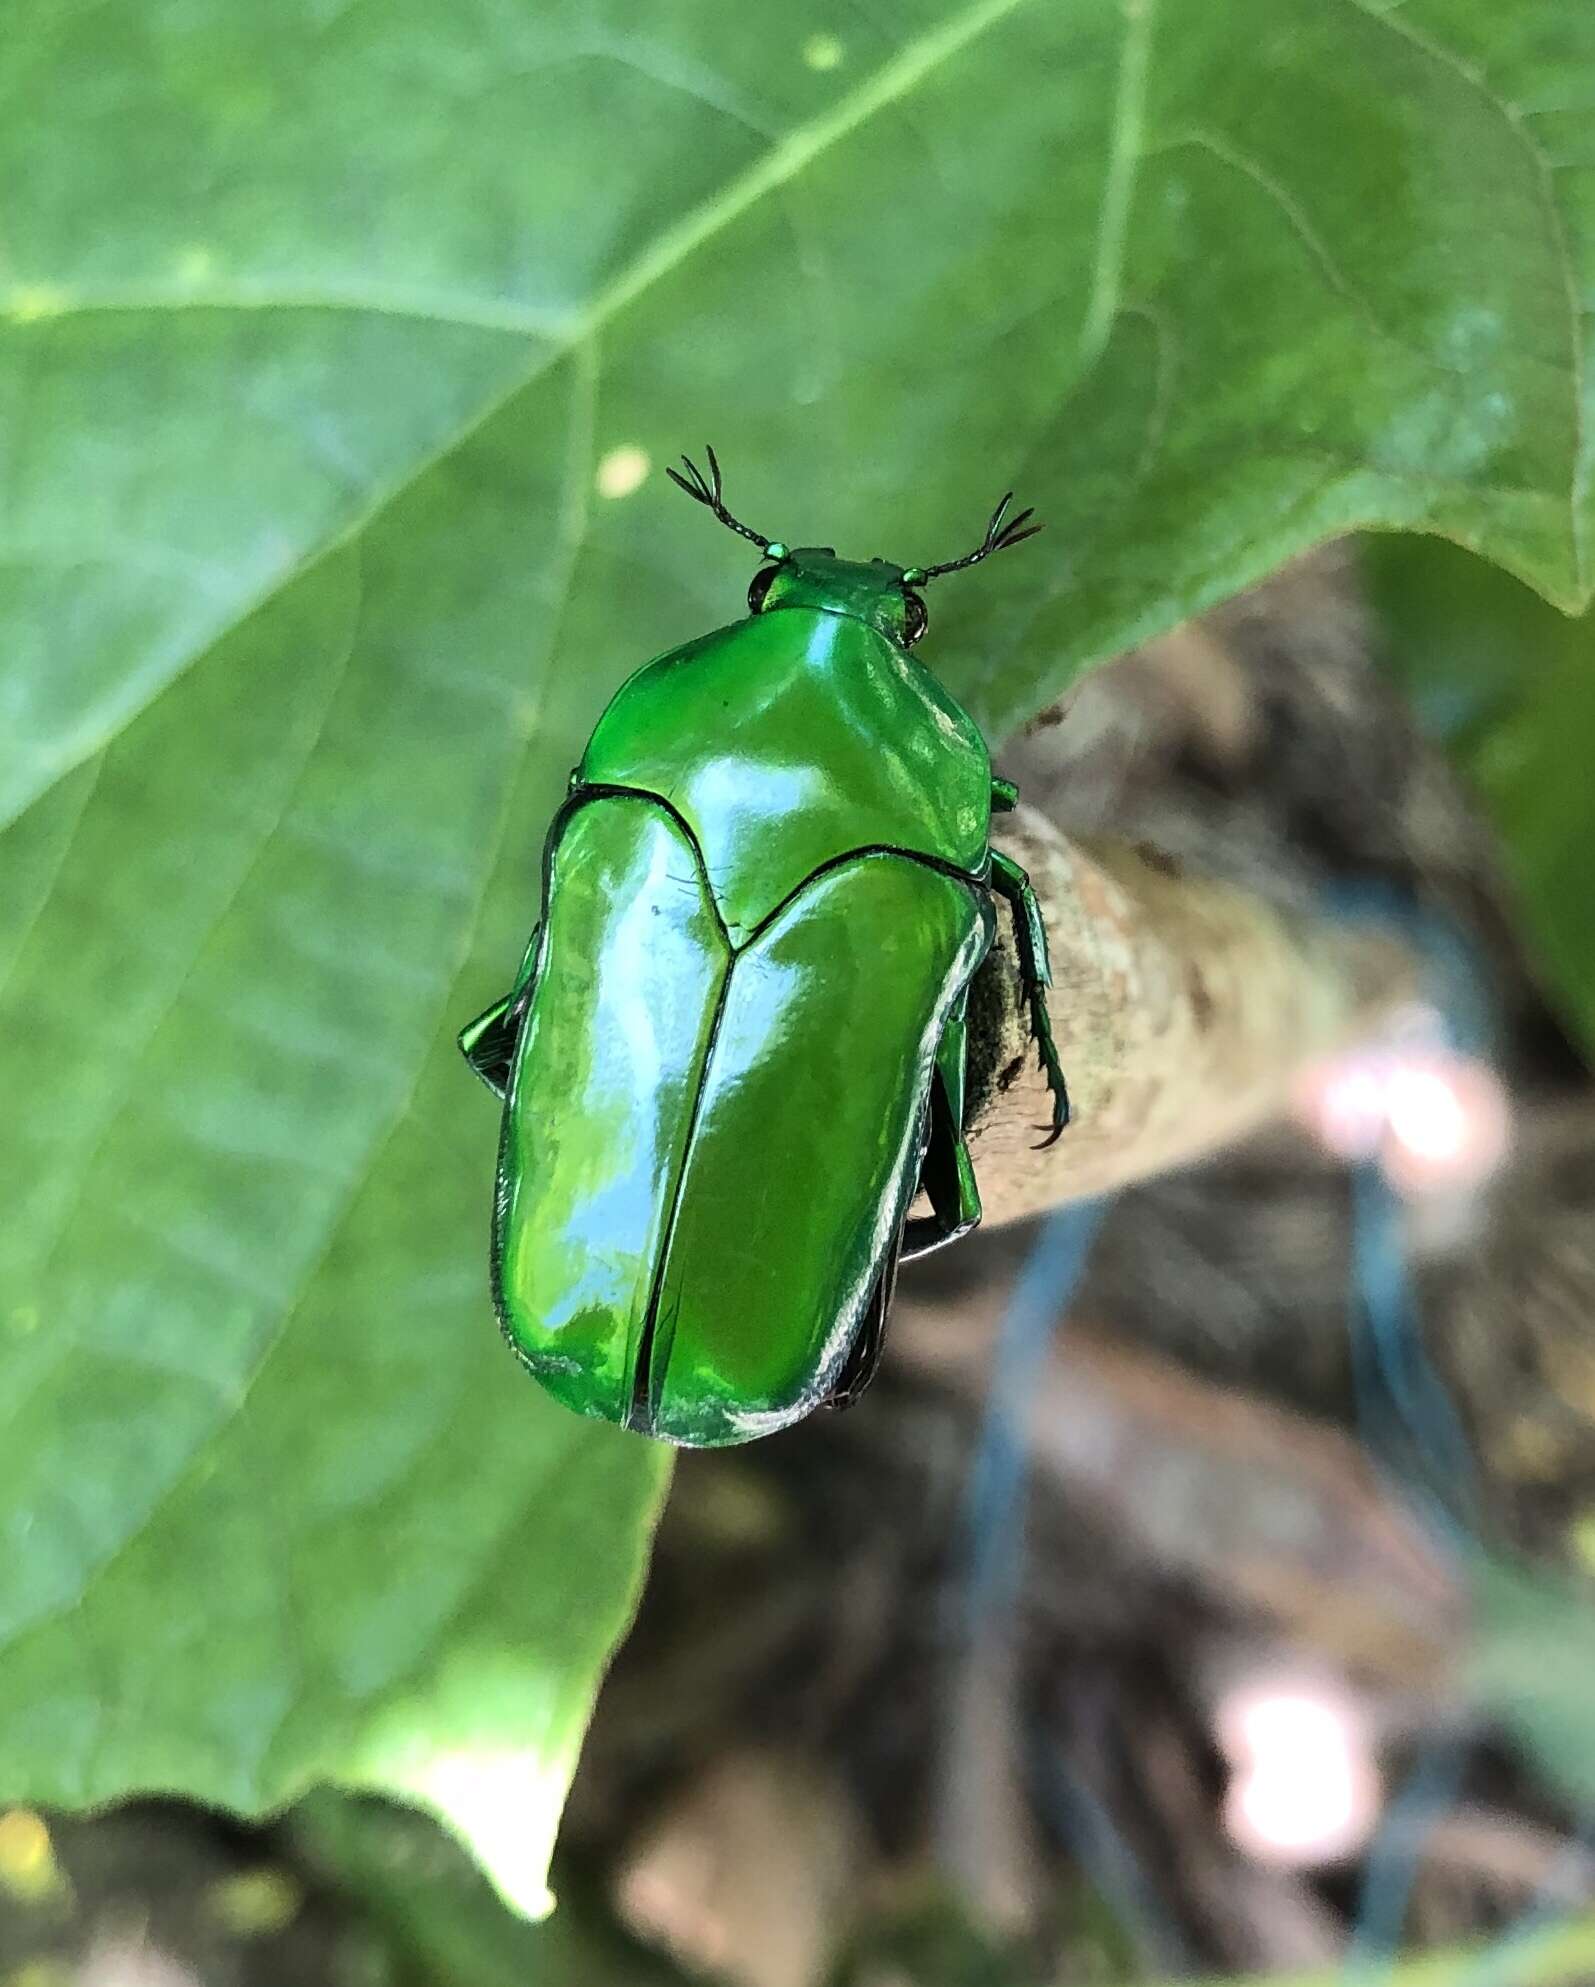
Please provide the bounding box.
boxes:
[460,449,1068,1446]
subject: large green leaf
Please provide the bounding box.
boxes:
[3,0,1595,1910]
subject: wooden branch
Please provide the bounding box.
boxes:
[967,806,1416,1222]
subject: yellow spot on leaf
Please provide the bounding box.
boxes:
[802,32,844,70]
[176,246,215,283]
[596,445,651,499]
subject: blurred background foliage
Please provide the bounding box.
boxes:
[5,0,1595,1979]
[1364,535,1595,1055]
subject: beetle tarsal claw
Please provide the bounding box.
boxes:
[1027,1031,1071,1150]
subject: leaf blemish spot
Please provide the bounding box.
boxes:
[802,32,844,70]
[596,445,651,499]
[176,246,216,283]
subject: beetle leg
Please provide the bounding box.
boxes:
[990,773,1019,814]
[987,849,1070,1148]
[903,1000,983,1260]
[458,926,540,1099]
[829,957,992,1400]
[458,994,523,1099]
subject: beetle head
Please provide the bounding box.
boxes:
[667,448,1041,653]
[749,550,926,646]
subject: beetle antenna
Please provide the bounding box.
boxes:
[666,445,775,553]
[905,492,1042,584]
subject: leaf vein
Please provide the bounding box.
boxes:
[1081,0,1154,360]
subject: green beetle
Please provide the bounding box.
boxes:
[460,450,1068,1446]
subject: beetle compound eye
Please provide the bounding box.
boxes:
[902,591,929,646]
[747,564,780,614]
